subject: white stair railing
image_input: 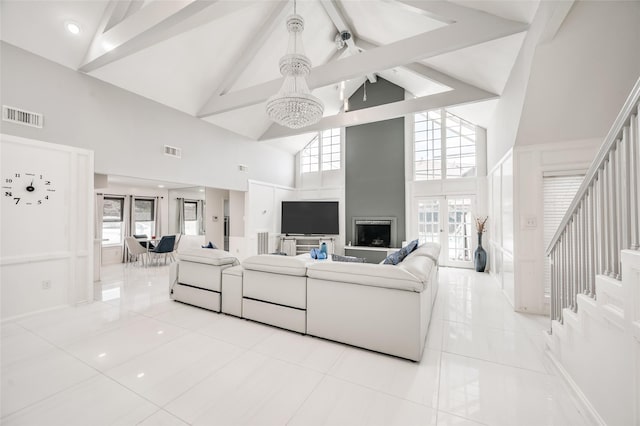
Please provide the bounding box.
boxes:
[547,77,640,325]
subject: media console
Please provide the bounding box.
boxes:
[280,235,336,256]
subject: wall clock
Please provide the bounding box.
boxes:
[2,172,56,206]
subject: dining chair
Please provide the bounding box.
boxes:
[133,234,154,249]
[125,236,148,266]
[148,235,176,266]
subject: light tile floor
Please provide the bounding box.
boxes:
[1,264,591,425]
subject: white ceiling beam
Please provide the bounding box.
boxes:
[198,12,527,118]
[80,0,246,73]
[355,38,486,93]
[203,1,290,101]
[539,0,575,43]
[259,84,497,140]
[103,1,135,32]
[320,0,377,83]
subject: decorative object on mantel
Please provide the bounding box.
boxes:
[265,0,324,129]
[474,216,488,272]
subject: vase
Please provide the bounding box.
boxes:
[474,233,487,272]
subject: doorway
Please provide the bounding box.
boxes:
[416,195,476,268]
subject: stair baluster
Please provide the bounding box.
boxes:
[547,77,639,326]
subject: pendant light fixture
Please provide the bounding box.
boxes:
[266,0,324,129]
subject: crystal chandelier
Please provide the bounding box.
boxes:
[266,0,324,129]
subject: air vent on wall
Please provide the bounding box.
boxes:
[2,105,43,128]
[238,164,248,172]
[164,145,182,158]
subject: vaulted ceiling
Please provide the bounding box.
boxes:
[0,0,537,153]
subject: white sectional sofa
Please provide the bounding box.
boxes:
[169,243,440,361]
[306,244,439,361]
[169,248,239,312]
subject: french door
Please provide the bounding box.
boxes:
[416,195,475,268]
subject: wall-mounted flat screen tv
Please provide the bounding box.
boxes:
[281,201,339,235]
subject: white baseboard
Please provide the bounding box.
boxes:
[544,348,607,426]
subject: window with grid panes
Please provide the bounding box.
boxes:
[321,128,341,171]
[414,110,442,180]
[414,110,476,180]
[445,112,476,178]
[301,136,319,173]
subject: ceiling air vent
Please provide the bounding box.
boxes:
[2,105,43,128]
[164,145,181,158]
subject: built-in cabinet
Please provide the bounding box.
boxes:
[280,236,335,256]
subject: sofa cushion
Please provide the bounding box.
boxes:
[306,262,424,292]
[177,248,239,266]
[398,254,435,284]
[331,254,366,263]
[405,242,441,264]
[242,254,308,276]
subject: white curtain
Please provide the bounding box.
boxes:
[154,196,162,238]
[197,199,205,235]
[176,198,185,234]
[95,193,104,268]
[122,196,132,263]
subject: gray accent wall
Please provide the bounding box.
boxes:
[345,78,405,248]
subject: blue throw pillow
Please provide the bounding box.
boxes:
[404,239,419,255]
[383,249,404,265]
[201,241,218,249]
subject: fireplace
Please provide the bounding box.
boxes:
[353,217,397,248]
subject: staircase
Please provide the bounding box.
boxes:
[545,77,640,425]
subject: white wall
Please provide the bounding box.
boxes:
[228,190,246,258]
[241,180,295,260]
[516,0,640,146]
[0,42,295,191]
[489,151,515,304]
[512,138,600,313]
[487,1,640,169]
[1,134,93,319]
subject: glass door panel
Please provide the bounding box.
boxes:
[447,197,473,267]
[417,199,440,244]
[415,195,475,268]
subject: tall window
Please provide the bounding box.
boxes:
[321,128,341,170]
[301,128,341,173]
[102,197,124,245]
[301,137,319,173]
[134,198,155,237]
[414,110,476,180]
[183,200,198,236]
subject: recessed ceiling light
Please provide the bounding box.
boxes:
[65,21,81,35]
[158,184,165,188]
[199,189,205,192]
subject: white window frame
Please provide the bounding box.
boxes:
[102,196,125,246]
[414,109,477,181]
[183,200,199,236]
[133,198,155,237]
[301,128,342,174]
